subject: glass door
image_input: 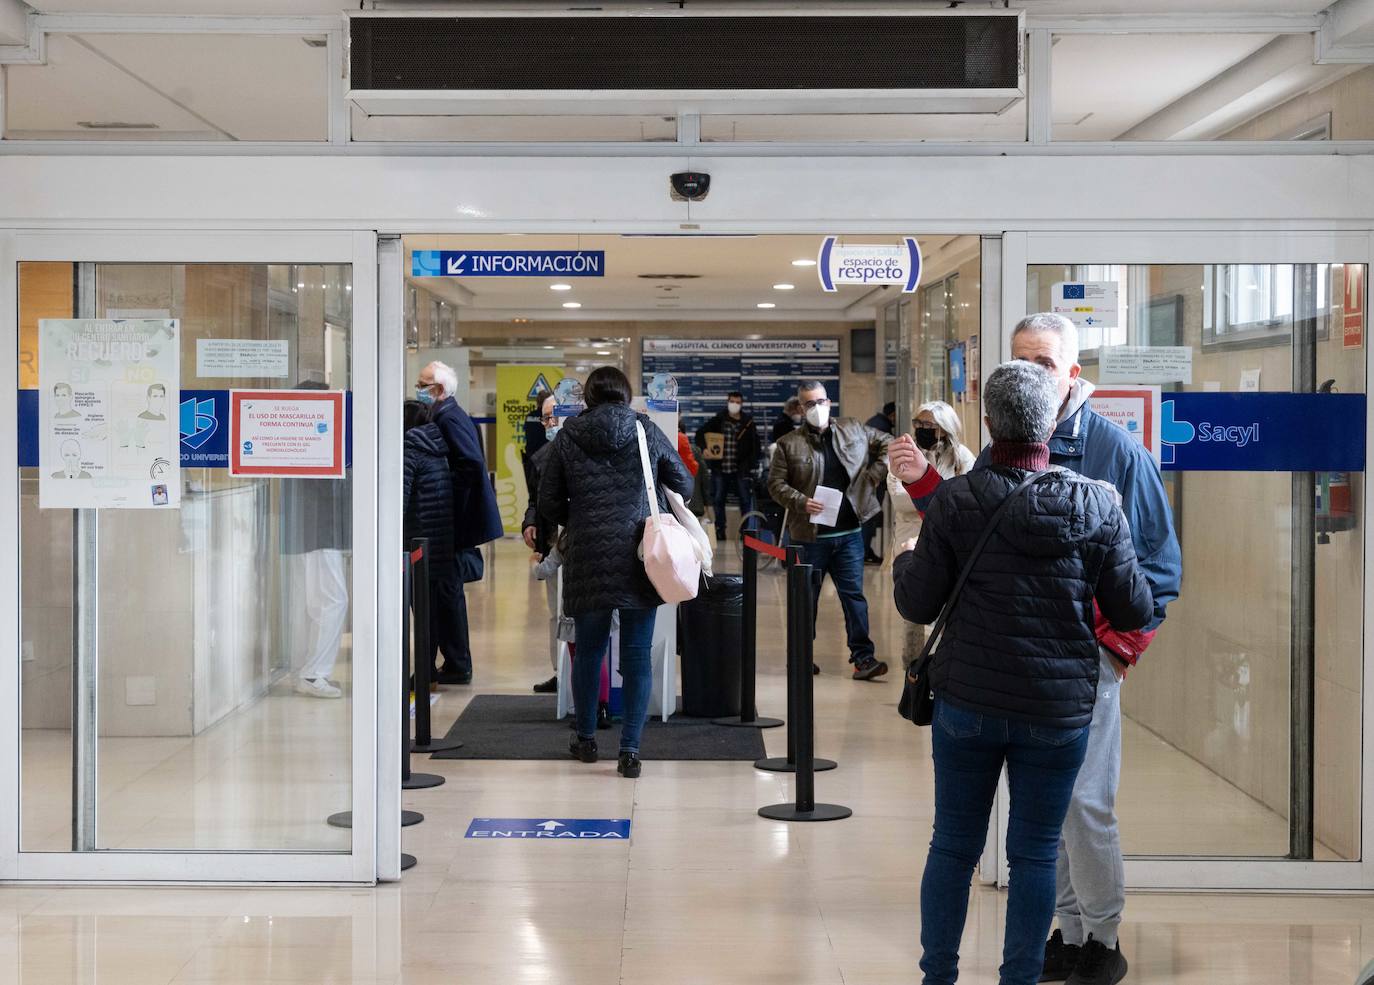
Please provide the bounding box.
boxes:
[995,230,1373,891]
[0,230,380,882]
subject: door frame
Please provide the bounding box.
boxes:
[988,228,1374,891]
[0,228,383,883]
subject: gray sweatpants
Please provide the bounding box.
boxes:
[1055,649,1126,949]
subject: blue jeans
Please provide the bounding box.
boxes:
[710,470,753,537]
[920,699,1090,985]
[798,531,874,664]
[572,607,657,752]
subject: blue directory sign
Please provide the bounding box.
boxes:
[411,250,605,278]
[1161,392,1365,471]
[641,338,842,437]
[465,818,631,840]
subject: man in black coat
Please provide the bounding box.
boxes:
[521,391,561,693]
[861,401,897,564]
[694,390,762,543]
[416,360,502,683]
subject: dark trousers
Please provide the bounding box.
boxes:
[862,482,887,556]
[919,699,1090,985]
[798,530,874,664]
[710,469,754,538]
[428,573,471,677]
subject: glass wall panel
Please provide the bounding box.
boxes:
[1026,261,1364,860]
[18,261,354,852]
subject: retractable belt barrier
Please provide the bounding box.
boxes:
[757,548,851,823]
[711,536,784,731]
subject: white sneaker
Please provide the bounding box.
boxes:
[295,677,342,699]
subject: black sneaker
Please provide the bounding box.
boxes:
[596,702,611,730]
[1066,936,1126,985]
[1040,930,1082,983]
[569,735,598,764]
[852,657,889,681]
[532,676,557,694]
[436,667,471,685]
[617,751,642,778]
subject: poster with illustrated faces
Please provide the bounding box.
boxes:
[38,319,180,510]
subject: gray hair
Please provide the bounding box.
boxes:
[983,360,1059,444]
[1013,312,1080,367]
[797,380,827,398]
[914,400,963,444]
[429,360,459,398]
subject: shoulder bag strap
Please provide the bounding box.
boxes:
[635,420,661,525]
[909,467,1055,677]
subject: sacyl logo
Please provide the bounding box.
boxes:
[1161,399,1260,465]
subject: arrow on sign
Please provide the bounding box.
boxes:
[537,820,564,831]
[446,254,468,275]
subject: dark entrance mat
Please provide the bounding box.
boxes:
[428,694,766,761]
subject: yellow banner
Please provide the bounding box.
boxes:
[494,364,563,534]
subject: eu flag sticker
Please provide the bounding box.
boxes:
[1062,284,1086,299]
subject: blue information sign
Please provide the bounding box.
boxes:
[1161,392,1365,471]
[465,818,631,840]
[412,250,605,278]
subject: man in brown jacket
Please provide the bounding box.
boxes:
[768,380,893,680]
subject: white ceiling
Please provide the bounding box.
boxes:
[403,233,975,321]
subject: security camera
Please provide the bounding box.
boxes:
[670,171,711,202]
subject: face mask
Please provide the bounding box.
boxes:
[789,415,803,425]
[805,404,829,430]
[545,425,561,441]
[416,386,436,406]
[727,402,742,415]
[914,427,941,451]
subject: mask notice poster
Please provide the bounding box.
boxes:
[39,318,180,510]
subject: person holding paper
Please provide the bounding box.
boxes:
[767,380,893,681]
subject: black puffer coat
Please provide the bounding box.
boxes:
[893,465,1152,728]
[538,403,694,616]
[403,423,456,575]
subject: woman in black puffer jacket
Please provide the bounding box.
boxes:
[892,361,1151,985]
[538,367,693,779]
[402,400,467,685]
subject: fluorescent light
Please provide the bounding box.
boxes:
[596,350,612,356]
[542,345,556,349]
[562,302,582,309]
[757,302,776,309]
[792,259,817,267]
[773,283,795,291]
[550,283,573,291]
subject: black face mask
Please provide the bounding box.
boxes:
[914,428,942,451]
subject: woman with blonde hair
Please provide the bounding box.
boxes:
[887,400,976,668]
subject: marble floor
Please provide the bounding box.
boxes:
[3,537,1370,984]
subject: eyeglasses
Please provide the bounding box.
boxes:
[540,414,555,425]
[801,397,830,410]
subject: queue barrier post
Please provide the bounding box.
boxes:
[408,537,463,755]
[713,534,783,730]
[758,558,851,823]
[754,544,837,774]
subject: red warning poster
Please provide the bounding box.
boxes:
[1344,264,1365,350]
[228,389,346,478]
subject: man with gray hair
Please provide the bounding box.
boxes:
[768,379,893,680]
[416,359,503,685]
[891,313,1181,985]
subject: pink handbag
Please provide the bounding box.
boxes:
[635,421,701,604]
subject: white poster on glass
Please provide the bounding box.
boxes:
[39,318,180,510]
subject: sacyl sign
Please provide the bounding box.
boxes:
[464,817,631,840]
[412,250,605,278]
[818,237,922,293]
[1160,392,1364,471]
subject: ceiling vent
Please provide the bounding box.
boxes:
[347,12,1023,117]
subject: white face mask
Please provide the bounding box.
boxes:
[727,402,742,415]
[805,404,830,429]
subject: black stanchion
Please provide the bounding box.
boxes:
[409,538,463,755]
[758,558,851,823]
[714,535,783,729]
[756,545,836,773]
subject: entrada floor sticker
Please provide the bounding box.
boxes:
[465,818,631,840]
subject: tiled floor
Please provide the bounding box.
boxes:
[3,537,1370,984]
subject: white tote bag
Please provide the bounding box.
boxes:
[635,421,701,604]
[666,489,714,578]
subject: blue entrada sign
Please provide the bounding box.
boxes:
[464,818,631,840]
[1161,392,1365,471]
[412,250,605,278]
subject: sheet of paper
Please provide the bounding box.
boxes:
[811,485,843,526]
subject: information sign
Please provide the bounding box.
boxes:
[228,389,346,478]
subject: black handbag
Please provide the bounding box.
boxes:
[456,547,484,584]
[899,469,1053,726]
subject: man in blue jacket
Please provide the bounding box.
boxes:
[416,360,504,684]
[892,314,1182,985]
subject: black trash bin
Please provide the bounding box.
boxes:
[680,574,744,718]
